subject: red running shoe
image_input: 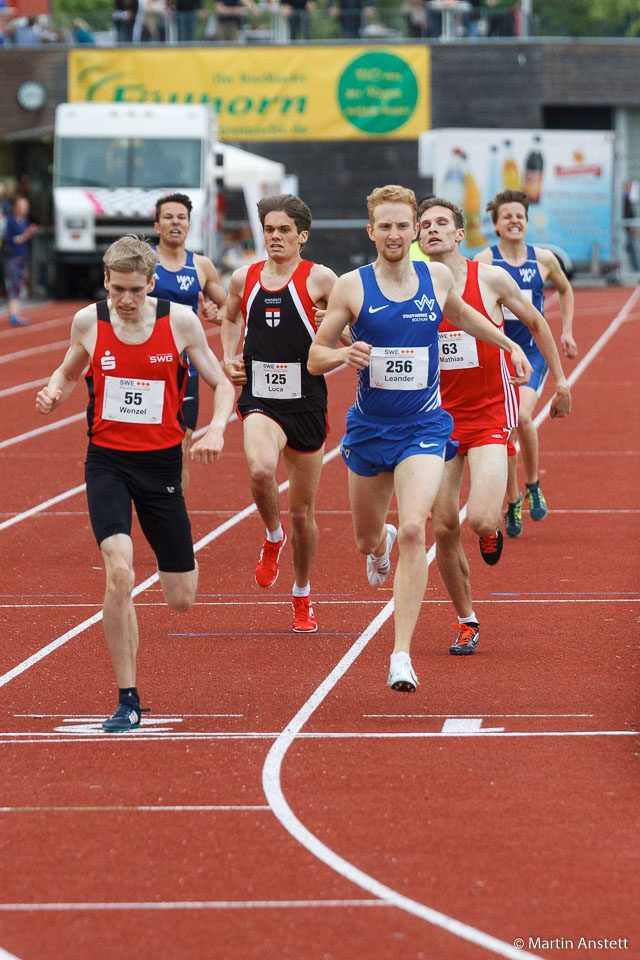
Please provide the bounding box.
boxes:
[292,595,318,633]
[255,530,287,588]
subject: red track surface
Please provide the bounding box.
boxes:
[0,291,638,960]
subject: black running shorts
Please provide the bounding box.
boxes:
[235,400,328,453]
[84,443,195,573]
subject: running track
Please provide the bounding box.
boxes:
[0,290,638,960]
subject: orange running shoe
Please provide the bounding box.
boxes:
[255,530,287,588]
[292,595,318,633]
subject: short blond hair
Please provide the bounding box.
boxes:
[367,185,418,224]
[103,235,159,281]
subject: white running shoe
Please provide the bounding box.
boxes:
[366,523,397,587]
[387,652,419,693]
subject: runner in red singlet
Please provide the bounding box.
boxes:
[36,236,235,731]
[417,199,571,655]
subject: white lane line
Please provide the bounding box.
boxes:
[2,598,637,610]
[0,339,70,365]
[0,485,87,532]
[0,731,634,744]
[260,291,640,960]
[0,946,22,960]
[0,445,343,690]
[0,805,270,812]
[0,413,86,450]
[0,377,48,399]
[0,900,391,912]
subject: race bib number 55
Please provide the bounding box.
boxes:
[102,376,165,423]
[369,346,429,390]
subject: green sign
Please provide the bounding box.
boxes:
[337,51,419,135]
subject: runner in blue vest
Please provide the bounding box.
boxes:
[309,185,531,692]
[475,190,577,538]
[153,193,227,494]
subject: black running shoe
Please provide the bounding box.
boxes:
[479,528,503,565]
[102,701,144,733]
[449,621,480,656]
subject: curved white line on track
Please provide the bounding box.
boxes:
[260,287,640,959]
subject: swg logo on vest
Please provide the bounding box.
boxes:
[149,353,174,363]
[519,268,536,284]
[265,309,281,328]
[100,351,116,371]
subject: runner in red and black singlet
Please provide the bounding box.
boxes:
[221,194,338,634]
[36,236,235,733]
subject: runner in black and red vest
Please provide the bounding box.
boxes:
[221,194,339,635]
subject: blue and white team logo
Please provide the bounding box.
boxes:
[177,275,195,293]
[413,295,435,312]
[519,268,536,284]
[265,309,281,328]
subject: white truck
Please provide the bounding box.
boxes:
[53,102,220,296]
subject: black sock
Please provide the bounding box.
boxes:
[119,687,140,705]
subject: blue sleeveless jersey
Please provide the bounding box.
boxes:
[351,261,446,422]
[491,243,544,350]
[153,249,202,376]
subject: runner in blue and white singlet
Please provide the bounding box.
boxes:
[342,260,454,476]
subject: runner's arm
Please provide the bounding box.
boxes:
[196,254,227,325]
[308,273,370,374]
[498,273,571,418]
[174,307,236,462]
[35,310,93,414]
[537,247,577,359]
[443,286,533,384]
[220,267,248,385]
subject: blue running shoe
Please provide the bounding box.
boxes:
[505,492,523,538]
[102,701,145,733]
[526,481,548,521]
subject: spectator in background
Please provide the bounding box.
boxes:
[72,18,96,43]
[171,0,202,40]
[216,0,254,40]
[623,180,639,272]
[329,0,375,39]
[280,0,314,39]
[4,196,38,327]
[113,0,138,41]
[402,0,427,38]
[10,16,43,44]
[484,0,516,36]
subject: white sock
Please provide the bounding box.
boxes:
[390,651,411,661]
[267,525,284,543]
[458,612,478,625]
[292,582,310,598]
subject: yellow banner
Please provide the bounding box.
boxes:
[68,46,429,141]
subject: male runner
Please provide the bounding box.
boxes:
[308,185,531,691]
[153,192,227,495]
[475,189,577,537]
[221,194,338,634]
[419,198,571,655]
[36,236,235,731]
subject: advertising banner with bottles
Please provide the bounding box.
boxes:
[418,129,614,262]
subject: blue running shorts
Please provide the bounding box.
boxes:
[340,408,455,477]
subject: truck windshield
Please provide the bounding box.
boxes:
[55,138,201,189]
